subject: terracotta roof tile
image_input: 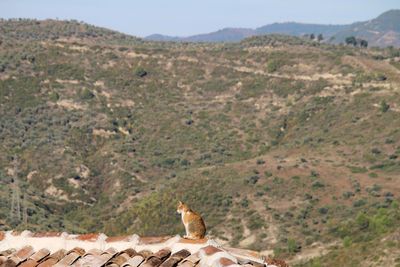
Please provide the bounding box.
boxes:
[6,245,35,266]
[67,248,85,256]
[0,249,16,257]
[74,233,101,242]
[122,255,144,267]
[138,250,153,258]
[122,248,138,257]
[30,248,51,262]
[2,259,17,267]
[218,257,237,267]
[18,248,51,267]
[106,235,132,243]
[84,248,102,256]
[159,249,191,267]
[141,248,171,267]
[36,249,67,267]
[53,251,81,266]
[104,247,118,255]
[178,253,200,267]
[200,246,223,256]
[139,236,173,245]
[0,256,7,265]
[31,232,64,238]
[18,259,39,267]
[0,231,288,267]
[106,251,131,266]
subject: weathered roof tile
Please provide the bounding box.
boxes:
[200,246,222,256]
[0,231,288,267]
[7,245,35,266]
[159,249,191,267]
[122,255,144,267]
[139,237,172,245]
[141,249,171,267]
[106,251,131,266]
[30,248,51,263]
[53,251,81,266]
[0,255,7,265]
[18,248,51,267]
[122,249,138,257]
[178,253,200,267]
[75,233,101,242]
[0,249,16,257]
[218,257,238,267]
[36,249,67,267]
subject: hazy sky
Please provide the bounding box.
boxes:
[1,0,400,37]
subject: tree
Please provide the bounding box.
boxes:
[317,34,324,42]
[310,33,315,40]
[360,39,368,48]
[345,36,357,46]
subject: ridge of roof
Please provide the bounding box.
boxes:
[0,231,288,267]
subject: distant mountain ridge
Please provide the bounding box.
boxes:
[146,10,400,47]
[332,9,400,47]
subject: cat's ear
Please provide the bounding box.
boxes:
[178,200,183,205]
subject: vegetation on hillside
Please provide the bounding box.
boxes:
[0,19,400,266]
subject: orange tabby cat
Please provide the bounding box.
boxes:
[177,201,206,239]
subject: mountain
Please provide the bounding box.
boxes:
[146,10,400,47]
[255,22,347,37]
[332,9,400,47]
[1,19,400,266]
[146,28,256,43]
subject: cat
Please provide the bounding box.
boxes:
[177,201,206,239]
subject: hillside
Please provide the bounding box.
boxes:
[1,19,400,266]
[146,24,345,43]
[145,10,400,47]
[332,10,400,47]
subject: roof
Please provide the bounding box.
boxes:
[0,231,288,267]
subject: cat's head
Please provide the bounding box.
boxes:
[177,201,189,213]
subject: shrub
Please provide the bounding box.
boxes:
[287,238,301,253]
[246,175,260,185]
[356,213,370,230]
[135,67,147,77]
[80,88,95,100]
[343,236,352,247]
[318,207,329,214]
[267,60,281,73]
[380,100,390,113]
[49,92,60,102]
[312,181,324,189]
[256,159,265,165]
[353,199,367,207]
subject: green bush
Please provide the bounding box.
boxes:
[287,238,301,253]
[80,88,95,100]
[135,67,147,77]
[380,100,390,113]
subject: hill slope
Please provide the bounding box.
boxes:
[1,20,400,266]
[145,10,400,47]
[333,9,400,47]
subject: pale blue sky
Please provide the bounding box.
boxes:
[1,0,399,37]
